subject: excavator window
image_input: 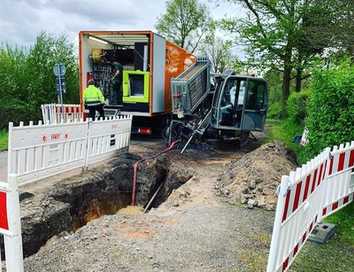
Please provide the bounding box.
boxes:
[219,78,246,127]
[245,80,267,110]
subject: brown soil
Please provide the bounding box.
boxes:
[218,141,296,210]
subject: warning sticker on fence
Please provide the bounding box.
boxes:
[0,191,9,231]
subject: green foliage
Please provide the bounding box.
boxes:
[304,59,354,159]
[287,90,310,124]
[267,102,283,120]
[0,33,79,128]
[0,130,8,151]
[223,0,354,102]
[265,119,305,164]
[156,0,210,52]
[264,70,283,104]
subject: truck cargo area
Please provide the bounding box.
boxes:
[79,31,196,119]
[80,31,154,115]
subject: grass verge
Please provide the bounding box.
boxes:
[0,130,8,151]
[264,119,305,163]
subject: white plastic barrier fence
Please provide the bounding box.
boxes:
[1,116,132,271]
[0,179,24,272]
[41,104,83,124]
[8,121,88,185]
[267,141,354,272]
[8,116,132,186]
[87,117,131,165]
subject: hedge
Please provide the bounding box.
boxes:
[304,59,354,159]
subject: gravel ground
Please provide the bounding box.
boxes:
[25,205,274,272]
[24,140,275,272]
[20,139,354,271]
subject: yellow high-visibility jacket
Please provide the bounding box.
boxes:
[83,85,105,105]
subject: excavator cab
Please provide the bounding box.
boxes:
[211,75,268,133]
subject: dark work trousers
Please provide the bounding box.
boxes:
[86,104,105,121]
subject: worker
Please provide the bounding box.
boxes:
[111,62,123,105]
[83,80,105,120]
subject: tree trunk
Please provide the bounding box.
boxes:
[282,45,292,104]
[295,67,302,92]
[180,37,185,49]
[282,63,291,104]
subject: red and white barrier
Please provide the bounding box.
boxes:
[8,116,132,186]
[41,104,83,124]
[86,117,131,165]
[267,141,354,272]
[1,116,132,271]
[0,179,24,272]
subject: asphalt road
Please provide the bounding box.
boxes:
[0,151,7,181]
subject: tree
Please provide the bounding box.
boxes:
[222,0,351,102]
[306,0,354,56]
[291,0,354,92]
[222,1,310,103]
[0,33,79,128]
[224,0,354,101]
[156,0,210,53]
[200,22,234,73]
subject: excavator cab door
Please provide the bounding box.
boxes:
[212,76,246,130]
[241,79,268,131]
[211,76,268,132]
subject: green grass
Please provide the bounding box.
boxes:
[291,236,354,272]
[264,118,305,163]
[325,202,354,245]
[0,130,8,151]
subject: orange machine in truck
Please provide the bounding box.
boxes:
[79,30,196,134]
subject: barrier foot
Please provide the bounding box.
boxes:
[309,222,336,244]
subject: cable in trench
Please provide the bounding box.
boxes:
[131,141,179,206]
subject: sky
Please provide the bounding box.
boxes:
[0,0,245,54]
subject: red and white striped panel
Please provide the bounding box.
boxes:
[322,192,354,217]
[41,104,83,124]
[267,141,354,272]
[279,214,318,272]
[0,190,9,232]
[281,158,328,224]
[320,143,354,218]
[54,104,82,114]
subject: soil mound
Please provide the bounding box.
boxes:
[218,141,296,210]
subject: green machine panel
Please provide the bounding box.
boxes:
[123,70,149,103]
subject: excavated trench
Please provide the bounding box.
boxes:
[1,153,191,259]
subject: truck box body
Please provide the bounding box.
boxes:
[79,31,196,118]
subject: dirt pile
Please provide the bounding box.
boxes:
[217,141,296,210]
